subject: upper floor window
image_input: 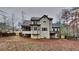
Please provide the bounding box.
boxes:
[33,21,37,24]
[53,28,59,31]
[58,28,59,31]
[34,27,37,30]
[55,28,57,31]
[52,28,55,31]
[42,28,47,31]
[43,21,46,23]
[53,28,58,31]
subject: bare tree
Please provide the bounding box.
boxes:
[61,9,70,22]
[22,10,25,21]
[12,14,15,33]
[61,8,79,39]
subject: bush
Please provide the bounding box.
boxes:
[19,32,23,37]
[0,32,16,37]
[65,35,78,40]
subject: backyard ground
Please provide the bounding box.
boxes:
[0,36,79,51]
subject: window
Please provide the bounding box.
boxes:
[53,28,55,31]
[22,26,31,31]
[55,28,57,31]
[26,26,31,31]
[42,28,47,31]
[57,28,59,31]
[43,21,46,23]
[33,21,37,24]
[34,27,37,30]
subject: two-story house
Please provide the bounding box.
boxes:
[21,15,60,39]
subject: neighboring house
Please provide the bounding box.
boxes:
[21,20,31,37]
[51,23,60,38]
[21,15,60,39]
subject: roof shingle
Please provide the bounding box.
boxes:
[31,15,53,21]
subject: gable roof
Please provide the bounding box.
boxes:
[31,17,40,21]
[21,20,31,26]
[31,15,53,21]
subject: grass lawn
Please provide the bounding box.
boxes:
[0,36,79,51]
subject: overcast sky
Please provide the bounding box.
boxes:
[0,7,70,27]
